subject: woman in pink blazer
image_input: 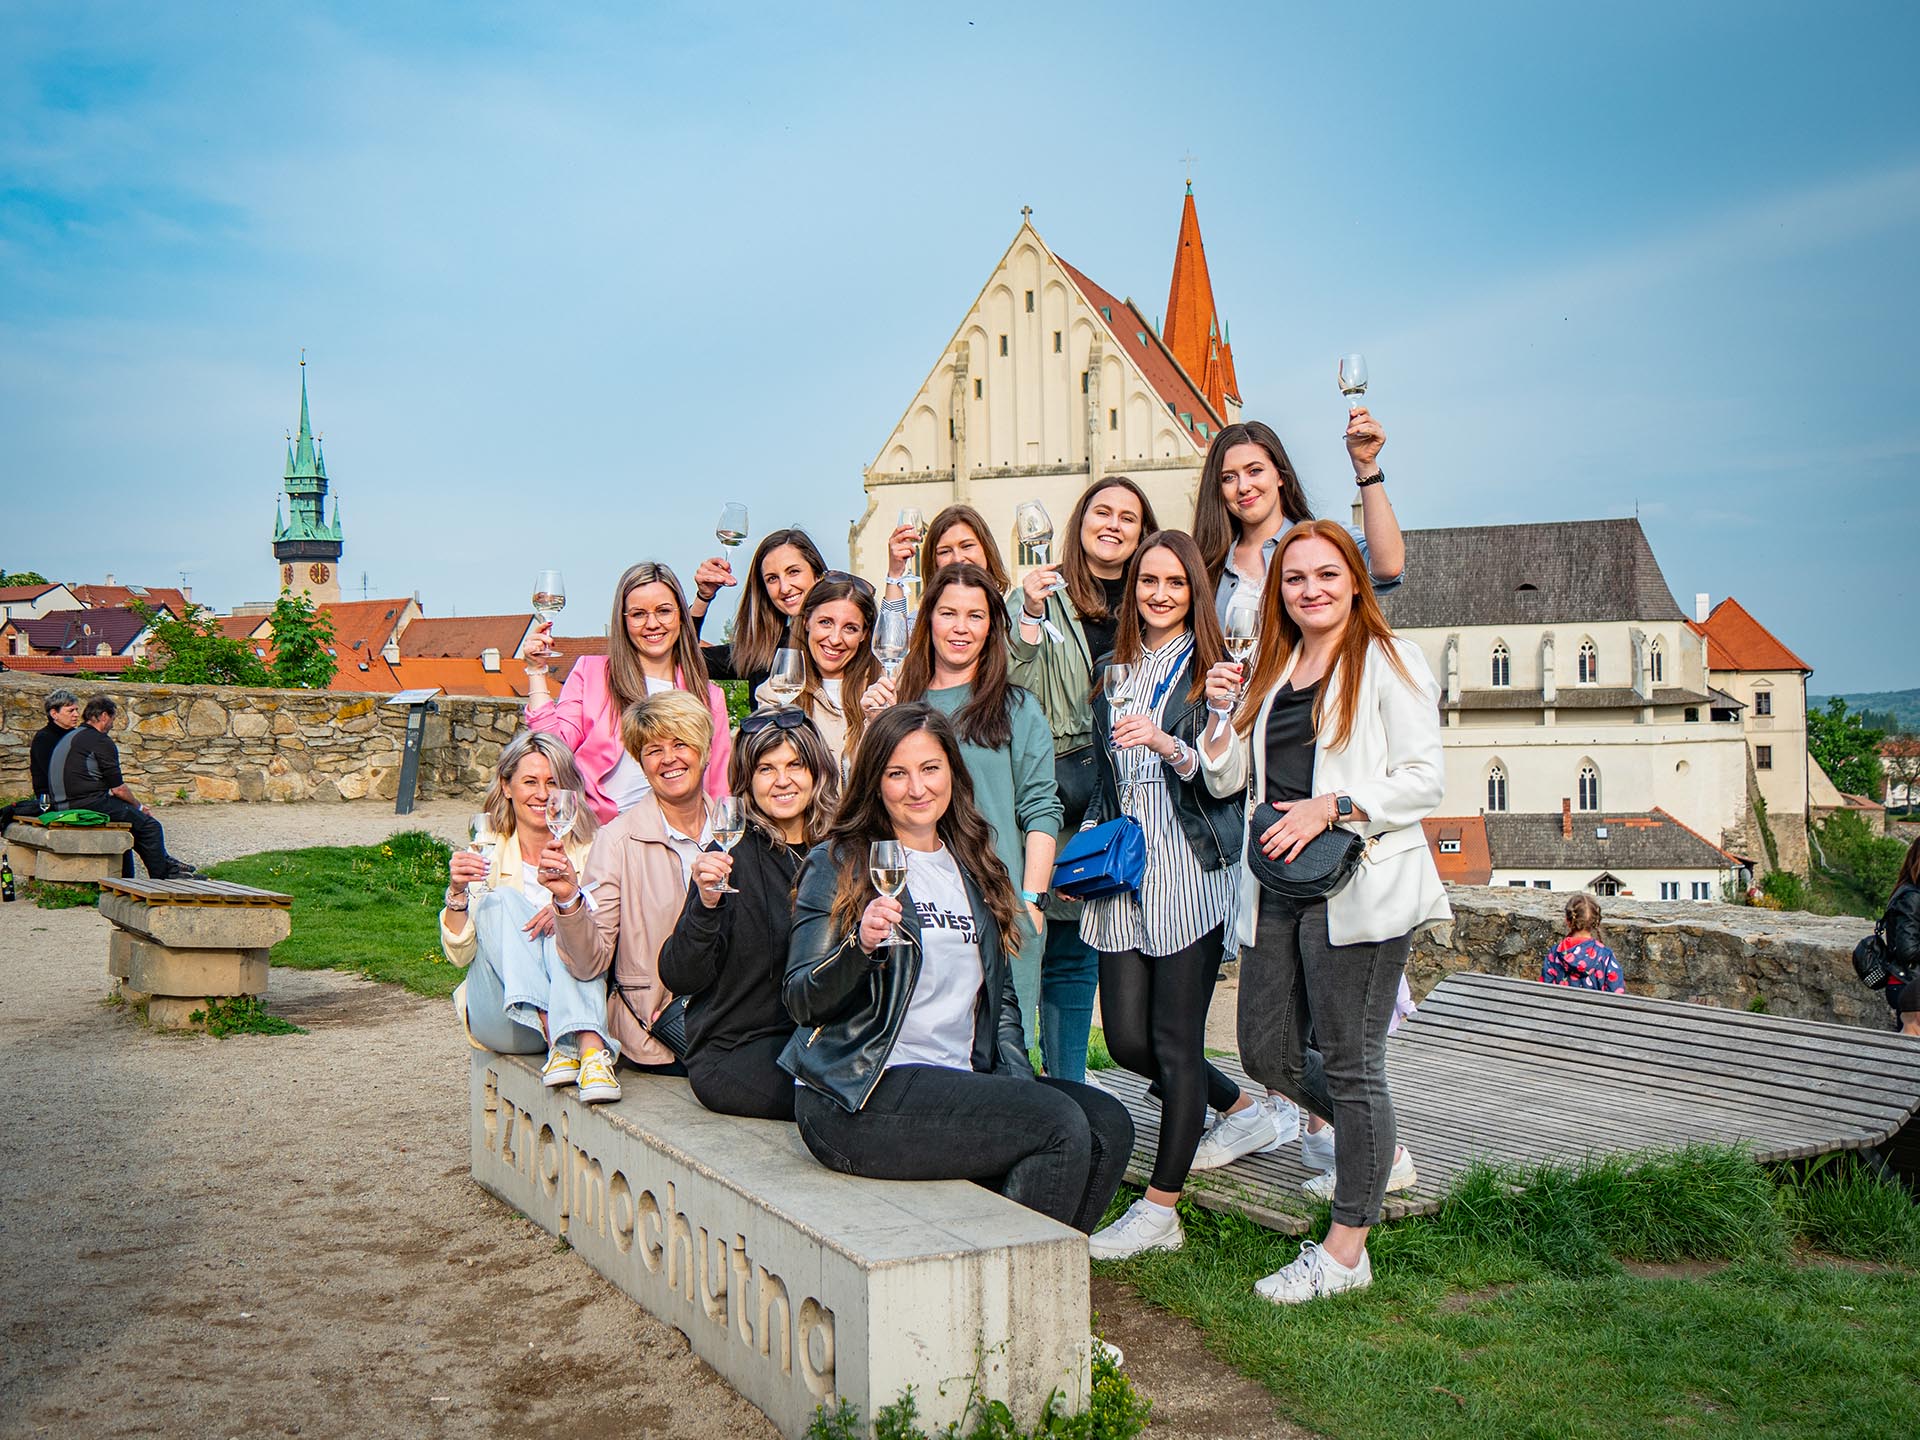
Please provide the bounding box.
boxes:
[525,561,732,822]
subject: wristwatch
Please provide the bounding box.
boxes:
[1334,795,1355,819]
[1356,468,1386,488]
[1021,889,1046,906]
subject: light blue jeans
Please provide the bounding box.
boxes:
[1040,919,1098,1082]
[460,887,618,1059]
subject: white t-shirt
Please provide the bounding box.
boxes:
[600,676,677,812]
[887,845,984,1074]
[661,812,712,889]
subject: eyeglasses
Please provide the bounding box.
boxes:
[820,570,876,599]
[739,707,818,738]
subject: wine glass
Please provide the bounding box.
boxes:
[709,796,746,893]
[1338,354,1369,413]
[868,839,912,950]
[897,506,927,598]
[872,608,908,681]
[530,569,566,673]
[1102,662,1136,722]
[1013,500,1054,567]
[1223,593,1261,703]
[717,502,749,550]
[467,813,495,893]
[764,647,806,709]
[546,788,580,842]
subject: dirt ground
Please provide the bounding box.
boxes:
[0,800,1284,1439]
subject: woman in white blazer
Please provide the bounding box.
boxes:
[1198,519,1448,1304]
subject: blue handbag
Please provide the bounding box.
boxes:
[1051,814,1146,900]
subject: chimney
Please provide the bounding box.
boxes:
[1694,592,1710,623]
[104,572,115,585]
[181,585,192,603]
[481,647,501,673]
[381,638,400,665]
[1562,798,1573,839]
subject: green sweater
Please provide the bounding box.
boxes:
[921,683,1063,895]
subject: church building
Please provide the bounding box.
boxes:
[850,187,1240,575]
[273,357,345,605]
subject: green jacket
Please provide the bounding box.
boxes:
[1005,585,1096,756]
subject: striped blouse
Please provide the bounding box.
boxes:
[1080,633,1234,959]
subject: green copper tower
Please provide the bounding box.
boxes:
[273,355,344,603]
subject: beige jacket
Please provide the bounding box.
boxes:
[554,793,705,1066]
[439,828,594,968]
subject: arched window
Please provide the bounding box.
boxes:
[1577,763,1600,812]
[1577,639,1598,685]
[1491,642,1511,688]
[1649,638,1665,684]
[1487,762,1509,812]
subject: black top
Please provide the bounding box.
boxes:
[29,721,68,798]
[690,607,775,695]
[53,725,123,807]
[1263,681,1319,804]
[1079,575,1129,666]
[658,825,806,1066]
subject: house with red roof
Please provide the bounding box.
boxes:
[0,582,79,622]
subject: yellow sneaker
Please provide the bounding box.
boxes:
[541,1046,581,1087]
[577,1047,622,1104]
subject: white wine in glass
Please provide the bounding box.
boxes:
[764,647,806,708]
[1223,595,1261,702]
[531,569,566,673]
[467,813,496,893]
[546,788,580,842]
[717,502,749,549]
[1102,662,1136,721]
[869,839,912,949]
[1338,353,1369,413]
[897,506,926,597]
[710,796,746,893]
[872,608,908,681]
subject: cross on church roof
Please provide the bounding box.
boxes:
[1181,151,1197,189]
[1020,205,1032,221]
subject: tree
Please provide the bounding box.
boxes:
[123,602,271,686]
[0,569,49,587]
[1816,808,1908,913]
[1883,734,1920,812]
[265,590,338,689]
[1807,697,1885,797]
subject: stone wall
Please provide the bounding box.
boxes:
[1414,886,1886,1031]
[1,672,518,805]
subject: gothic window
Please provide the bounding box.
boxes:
[1578,763,1600,811]
[1491,642,1511,688]
[1577,638,1598,684]
[998,334,1008,356]
[1054,331,1063,353]
[1024,290,1034,313]
[1109,409,1118,431]
[974,379,983,399]
[1649,638,1664,684]
[1487,762,1509,813]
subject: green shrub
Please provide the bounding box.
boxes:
[1761,869,1808,909]
[806,1346,1147,1440]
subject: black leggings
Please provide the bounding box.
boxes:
[1098,927,1240,1193]
[687,1034,796,1121]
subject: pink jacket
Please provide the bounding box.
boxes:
[525,655,732,823]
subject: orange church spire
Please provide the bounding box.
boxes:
[1163,183,1240,419]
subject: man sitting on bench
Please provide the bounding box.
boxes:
[47,695,195,880]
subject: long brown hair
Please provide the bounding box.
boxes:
[1236,520,1416,751]
[797,575,878,754]
[921,504,1011,593]
[897,563,1016,750]
[1061,477,1159,625]
[1899,836,1920,892]
[605,561,712,710]
[728,712,840,848]
[732,528,827,677]
[823,703,1019,944]
[1104,530,1223,705]
[1193,421,1314,589]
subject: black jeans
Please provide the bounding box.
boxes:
[82,794,175,879]
[1239,894,1410,1229]
[793,1066,1134,1233]
[687,1034,796,1122]
[1098,927,1240,1193]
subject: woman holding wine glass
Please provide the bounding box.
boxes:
[687,526,829,694]
[779,703,1133,1232]
[659,710,840,1120]
[880,503,1013,617]
[1007,477,1159,1082]
[442,733,621,1102]
[859,563,1062,1050]
[524,561,731,822]
[750,574,879,763]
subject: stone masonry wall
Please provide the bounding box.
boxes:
[1,672,516,805]
[1413,885,1886,1031]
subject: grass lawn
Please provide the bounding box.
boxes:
[1101,1147,1920,1439]
[207,830,459,998]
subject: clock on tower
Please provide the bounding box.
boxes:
[309,563,331,585]
[282,564,294,588]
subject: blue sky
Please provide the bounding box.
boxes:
[3,2,1916,691]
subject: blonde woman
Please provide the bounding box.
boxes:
[444,732,619,1103]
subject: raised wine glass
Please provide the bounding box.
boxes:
[467,813,496,894]
[1103,662,1136,724]
[872,608,908,681]
[530,569,566,674]
[709,795,746,893]
[546,788,580,843]
[717,502,749,550]
[897,506,927,599]
[868,839,912,950]
[1223,592,1261,704]
[764,647,806,709]
[1338,353,1369,413]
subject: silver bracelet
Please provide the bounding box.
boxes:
[443,889,469,912]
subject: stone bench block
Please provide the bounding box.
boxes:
[4,823,134,857]
[147,997,214,1030]
[26,850,125,884]
[473,1052,1092,1440]
[109,930,268,998]
[98,893,291,950]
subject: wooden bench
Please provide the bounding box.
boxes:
[5,817,133,885]
[1098,970,1920,1234]
[99,877,293,1030]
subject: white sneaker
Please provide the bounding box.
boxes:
[1254,1240,1372,1304]
[1300,1122,1336,1172]
[1265,1096,1302,1147]
[1088,1198,1184,1260]
[1301,1145,1417,1201]
[1188,1101,1278,1171]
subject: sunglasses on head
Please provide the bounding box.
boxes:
[739,707,816,738]
[819,570,876,599]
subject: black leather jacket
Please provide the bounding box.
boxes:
[1886,883,1920,969]
[778,841,1033,1112]
[1084,660,1245,869]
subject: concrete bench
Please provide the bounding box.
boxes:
[5,818,133,885]
[100,877,292,1029]
[473,1051,1092,1439]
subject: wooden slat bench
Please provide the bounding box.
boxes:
[1098,971,1920,1234]
[4,817,133,885]
[99,877,293,1030]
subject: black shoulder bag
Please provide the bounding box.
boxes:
[1245,801,1365,901]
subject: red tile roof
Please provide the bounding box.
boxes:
[1421,816,1493,885]
[313,598,417,692]
[19,608,150,657]
[388,657,528,699]
[1163,187,1240,417]
[217,614,271,642]
[1056,257,1221,446]
[0,583,63,603]
[0,654,136,676]
[1686,596,1811,674]
[398,614,536,660]
[69,584,190,617]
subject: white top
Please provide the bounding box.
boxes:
[887,845,984,1074]
[661,812,712,889]
[599,676,676,812]
[519,868,554,908]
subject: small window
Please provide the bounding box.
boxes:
[1137,330,1148,345]
[1024,290,1034,313]
[1179,411,1192,428]
[1685,707,1699,723]
[1487,763,1508,812]
[1100,305,1112,321]
[1533,880,1552,890]
[974,379,982,399]
[1507,880,1528,889]
[998,334,1008,357]
[1756,745,1773,770]
[948,418,956,440]
[1578,764,1600,811]
[1594,877,1622,897]
[1649,639,1665,684]
[1755,691,1773,716]
[1491,643,1511,688]
[1439,839,1462,854]
[1108,409,1118,431]
[1660,881,1680,901]
[1577,639,1598,685]
[1081,371,1089,394]
[1691,881,1712,900]
[1053,331,1062,353]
